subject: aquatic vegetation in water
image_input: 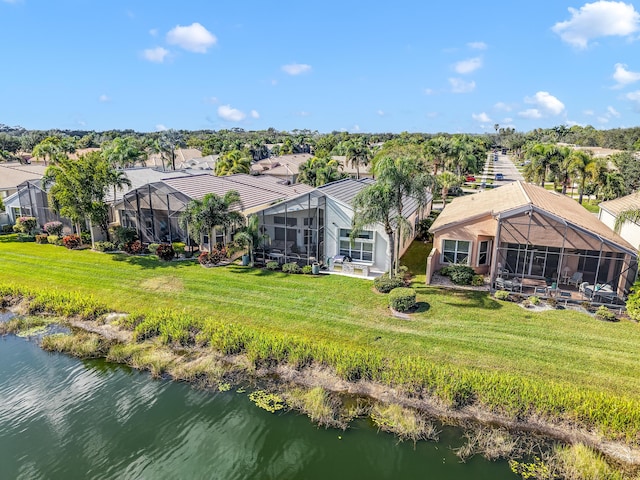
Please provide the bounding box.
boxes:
[248,390,285,413]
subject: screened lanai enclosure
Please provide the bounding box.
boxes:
[256,191,326,265]
[119,183,191,244]
[492,207,638,303]
[17,180,72,230]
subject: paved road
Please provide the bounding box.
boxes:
[492,152,524,185]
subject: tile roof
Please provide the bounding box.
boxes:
[430,181,635,251]
[0,162,47,191]
[599,191,640,217]
[161,173,313,211]
[105,167,194,203]
[251,153,371,177]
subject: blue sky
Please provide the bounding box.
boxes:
[2,1,640,134]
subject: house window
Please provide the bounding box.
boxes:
[477,240,491,266]
[339,229,374,262]
[442,239,471,265]
[274,216,297,227]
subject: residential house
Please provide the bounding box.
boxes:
[118,173,313,245]
[0,162,46,200]
[256,178,432,275]
[427,181,637,301]
[598,191,640,251]
[251,153,371,184]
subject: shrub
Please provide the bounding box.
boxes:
[62,234,81,249]
[198,247,227,266]
[147,243,160,254]
[415,218,434,242]
[471,275,485,286]
[529,295,540,305]
[16,233,35,242]
[374,274,405,293]
[47,235,60,245]
[282,262,301,274]
[595,306,617,322]
[110,226,137,244]
[448,265,475,285]
[581,301,593,311]
[494,290,510,301]
[439,266,451,277]
[389,287,417,312]
[13,216,37,234]
[547,298,558,308]
[156,243,175,261]
[198,251,211,265]
[172,242,186,255]
[302,265,313,274]
[94,241,116,252]
[43,221,63,236]
[265,261,280,271]
[123,240,144,255]
[35,234,49,244]
[80,232,91,245]
[1,224,14,234]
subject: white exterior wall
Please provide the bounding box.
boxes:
[599,208,640,250]
[324,198,390,273]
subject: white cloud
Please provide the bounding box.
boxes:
[426,112,439,118]
[494,102,513,112]
[281,63,312,75]
[566,120,584,127]
[454,57,482,74]
[250,110,260,119]
[271,79,278,86]
[518,109,543,119]
[149,28,158,37]
[155,124,168,131]
[607,105,620,117]
[583,109,595,115]
[352,124,360,132]
[98,94,110,103]
[613,63,640,88]
[468,41,487,50]
[143,47,169,63]
[525,91,565,115]
[503,117,513,123]
[423,88,435,95]
[597,116,610,123]
[166,23,217,53]
[449,78,476,93]
[626,90,640,110]
[218,104,246,122]
[377,110,385,116]
[472,112,492,123]
[204,96,219,104]
[552,1,640,48]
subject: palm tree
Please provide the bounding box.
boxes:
[179,191,243,252]
[234,214,268,265]
[344,138,371,179]
[523,143,559,187]
[353,155,433,275]
[102,137,147,169]
[569,150,598,204]
[437,172,462,207]
[215,149,252,176]
[298,154,346,187]
[615,207,640,233]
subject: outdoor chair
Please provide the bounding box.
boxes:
[495,277,506,290]
[567,272,583,288]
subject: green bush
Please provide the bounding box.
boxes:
[110,226,138,244]
[448,265,475,285]
[1,224,14,234]
[471,275,485,286]
[374,274,404,293]
[47,235,60,245]
[16,233,35,242]
[302,265,313,274]
[13,216,37,234]
[388,287,417,312]
[595,306,617,322]
[282,262,301,274]
[156,243,175,261]
[148,243,160,254]
[547,298,558,308]
[415,218,434,242]
[35,234,49,244]
[172,242,186,255]
[439,266,451,276]
[494,290,510,301]
[265,261,280,271]
[529,295,540,305]
[80,232,91,245]
[94,241,116,252]
[43,221,63,236]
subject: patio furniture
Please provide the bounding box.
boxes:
[567,272,583,288]
[495,277,506,290]
[534,286,547,295]
[268,249,285,263]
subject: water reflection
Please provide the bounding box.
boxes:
[0,335,516,479]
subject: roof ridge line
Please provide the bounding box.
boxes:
[517,180,531,205]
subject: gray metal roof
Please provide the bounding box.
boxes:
[105,167,194,203]
[318,177,427,217]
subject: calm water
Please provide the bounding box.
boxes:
[0,333,516,479]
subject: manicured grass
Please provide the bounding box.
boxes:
[0,235,637,397]
[582,199,600,214]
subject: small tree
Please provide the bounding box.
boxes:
[13,216,37,234]
[234,214,268,265]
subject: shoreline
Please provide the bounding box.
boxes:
[7,308,639,470]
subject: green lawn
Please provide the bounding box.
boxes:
[2,235,639,401]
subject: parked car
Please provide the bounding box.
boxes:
[495,173,504,181]
[465,175,476,182]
